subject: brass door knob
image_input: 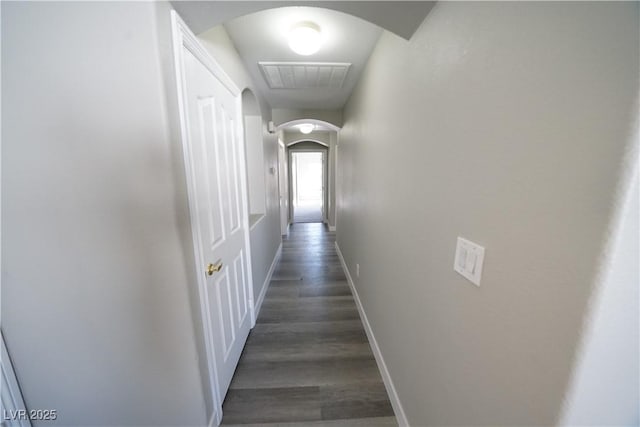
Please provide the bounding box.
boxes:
[206,261,223,276]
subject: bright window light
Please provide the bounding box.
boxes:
[288,22,322,56]
[298,124,315,134]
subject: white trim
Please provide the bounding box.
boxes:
[1,332,32,427]
[335,242,409,427]
[173,13,240,96]
[235,96,258,329]
[333,140,339,232]
[171,11,222,424]
[288,147,328,224]
[207,410,220,427]
[254,242,283,318]
[328,225,336,232]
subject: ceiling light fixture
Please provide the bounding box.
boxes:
[298,123,315,134]
[288,21,322,56]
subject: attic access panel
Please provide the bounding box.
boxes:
[259,62,351,89]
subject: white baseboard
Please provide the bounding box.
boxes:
[328,225,336,232]
[254,242,282,318]
[335,242,409,427]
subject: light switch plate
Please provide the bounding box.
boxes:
[454,237,485,286]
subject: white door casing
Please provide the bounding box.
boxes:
[172,11,254,426]
[288,148,327,224]
[278,140,289,235]
[1,332,32,427]
[322,151,326,222]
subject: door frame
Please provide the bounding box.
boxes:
[288,144,328,224]
[1,332,31,427]
[277,139,289,235]
[171,11,256,427]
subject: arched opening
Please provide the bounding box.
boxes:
[277,118,341,133]
[288,141,328,224]
[241,88,266,227]
[288,139,328,147]
[283,132,338,231]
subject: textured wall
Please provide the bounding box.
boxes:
[2,2,207,425]
[336,2,639,425]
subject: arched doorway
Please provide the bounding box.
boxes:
[241,88,266,226]
[288,141,328,223]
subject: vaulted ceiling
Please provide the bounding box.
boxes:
[224,7,382,110]
[171,2,436,39]
[171,1,436,112]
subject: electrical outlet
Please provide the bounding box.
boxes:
[356,263,360,278]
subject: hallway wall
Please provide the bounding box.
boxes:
[559,150,639,425]
[336,2,639,425]
[2,2,207,425]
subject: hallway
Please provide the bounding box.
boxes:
[3,2,638,426]
[221,223,396,426]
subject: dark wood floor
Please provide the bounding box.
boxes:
[293,203,323,223]
[221,223,396,426]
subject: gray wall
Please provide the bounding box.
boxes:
[336,2,639,425]
[198,25,282,312]
[2,2,207,425]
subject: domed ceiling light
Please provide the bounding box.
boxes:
[288,21,322,56]
[298,123,315,134]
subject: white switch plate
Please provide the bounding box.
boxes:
[454,237,485,286]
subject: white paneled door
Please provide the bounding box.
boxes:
[173,12,254,425]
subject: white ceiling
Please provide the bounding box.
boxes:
[171,2,436,114]
[223,7,383,110]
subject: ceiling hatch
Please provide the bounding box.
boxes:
[259,62,351,89]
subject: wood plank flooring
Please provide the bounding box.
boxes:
[221,223,396,426]
[293,203,323,223]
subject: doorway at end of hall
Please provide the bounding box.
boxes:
[291,151,324,223]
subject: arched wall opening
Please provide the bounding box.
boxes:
[277,118,341,133]
[287,141,329,224]
[282,133,338,230]
[272,110,344,129]
[288,139,329,147]
[241,88,266,224]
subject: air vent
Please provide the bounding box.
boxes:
[259,62,351,89]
